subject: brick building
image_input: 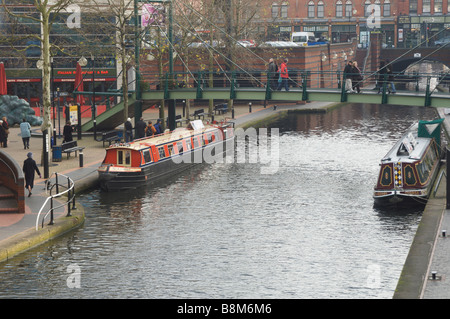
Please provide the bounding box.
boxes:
[257,0,450,48]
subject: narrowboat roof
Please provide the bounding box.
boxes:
[107,121,222,151]
[380,123,434,164]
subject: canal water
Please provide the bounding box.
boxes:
[0,103,439,299]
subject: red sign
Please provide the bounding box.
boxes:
[57,70,111,76]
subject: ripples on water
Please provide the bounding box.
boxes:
[0,103,438,298]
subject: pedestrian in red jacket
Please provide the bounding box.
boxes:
[277,58,289,91]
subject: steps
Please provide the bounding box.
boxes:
[81,94,160,132]
[0,183,19,213]
[81,94,137,132]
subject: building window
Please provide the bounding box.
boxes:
[345,0,352,17]
[317,1,324,17]
[336,0,343,17]
[434,0,443,13]
[364,0,371,17]
[308,1,315,18]
[281,2,289,17]
[272,2,279,18]
[383,0,390,16]
[409,0,418,13]
[422,0,431,13]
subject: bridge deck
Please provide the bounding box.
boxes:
[81,86,450,132]
[142,87,450,107]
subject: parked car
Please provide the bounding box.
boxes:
[259,41,300,47]
[435,36,450,47]
[238,39,256,47]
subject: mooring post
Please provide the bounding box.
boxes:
[446,147,450,208]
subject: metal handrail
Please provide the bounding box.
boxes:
[139,70,450,89]
[35,172,76,230]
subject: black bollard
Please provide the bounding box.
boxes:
[79,151,83,167]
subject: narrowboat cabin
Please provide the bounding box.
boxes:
[98,120,234,191]
[373,119,444,207]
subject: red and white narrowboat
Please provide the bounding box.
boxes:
[98,120,234,191]
[373,119,444,206]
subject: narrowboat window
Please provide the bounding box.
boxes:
[417,162,429,184]
[117,150,131,166]
[177,141,184,154]
[158,147,166,159]
[125,150,131,165]
[193,137,200,148]
[186,140,192,150]
[214,131,222,141]
[143,150,152,163]
[167,144,174,155]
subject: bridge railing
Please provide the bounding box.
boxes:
[140,69,450,95]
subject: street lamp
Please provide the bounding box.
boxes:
[51,56,56,145]
[77,56,87,140]
[36,57,49,179]
[91,54,96,140]
[136,0,174,129]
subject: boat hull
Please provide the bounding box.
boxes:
[98,137,233,191]
[373,192,428,207]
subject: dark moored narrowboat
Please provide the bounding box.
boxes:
[98,120,234,191]
[373,119,444,207]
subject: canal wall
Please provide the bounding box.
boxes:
[0,206,85,263]
[393,108,449,299]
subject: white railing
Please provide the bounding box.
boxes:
[35,172,76,230]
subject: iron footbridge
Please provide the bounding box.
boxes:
[78,70,450,132]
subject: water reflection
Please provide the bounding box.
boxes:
[0,103,439,298]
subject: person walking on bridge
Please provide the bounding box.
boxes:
[386,60,396,94]
[267,58,278,90]
[344,60,354,93]
[277,58,289,91]
[351,61,362,93]
[377,60,387,93]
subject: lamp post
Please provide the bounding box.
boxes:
[36,57,49,179]
[137,0,174,128]
[91,55,97,140]
[57,87,61,138]
[51,57,56,145]
[77,56,87,140]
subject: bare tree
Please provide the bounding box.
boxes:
[78,0,138,136]
[1,0,77,177]
[1,0,74,134]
